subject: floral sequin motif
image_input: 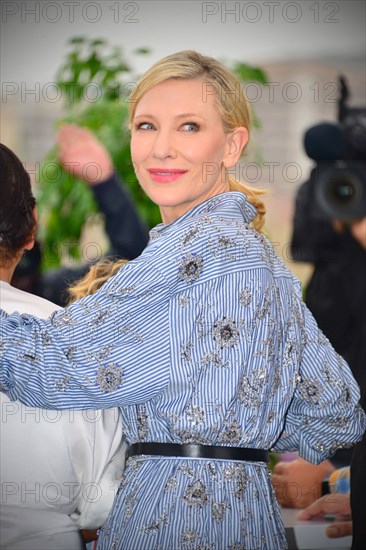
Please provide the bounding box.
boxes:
[219,421,243,444]
[213,317,240,349]
[64,346,79,367]
[253,288,272,324]
[40,330,52,347]
[337,383,353,408]
[137,407,149,439]
[186,405,205,426]
[178,295,191,308]
[177,464,195,478]
[235,469,250,499]
[119,324,144,343]
[282,340,299,369]
[50,310,75,328]
[181,342,193,362]
[223,465,237,481]
[180,529,199,546]
[326,416,350,430]
[164,476,178,492]
[212,234,237,260]
[314,440,354,454]
[183,480,208,508]
[18,350,37,364]
[55,375,72,391]
[123,487,139,520]
[202,351,228,369]
[140,512,168,535]
[176,430,210,445]
[254,232,276,268]
[89,309,109,329]
[212,501,230,522]
[178,253,204,284]
[95,362,124,393]
[110,537,121,550]
[239,289,252,307]
[217,235,235,249]
[299,378,324,404]
[114,285,136,295]
[237,369,267,408]
[85,344,114,365]
[180,224,203,247]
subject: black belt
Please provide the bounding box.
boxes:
[127,442,268,462]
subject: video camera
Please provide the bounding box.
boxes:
[304,76,366,221]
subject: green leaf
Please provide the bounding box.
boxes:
[232,62,269,85]
[90,39,106,47]
[134,47,151,55]
[69,36,86,45]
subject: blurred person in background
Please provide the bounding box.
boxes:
[0,143,125,549]
[273,78,366,515]
[12,124,149,306]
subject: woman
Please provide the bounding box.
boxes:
[0,143,125,549]
[1,51,365,550]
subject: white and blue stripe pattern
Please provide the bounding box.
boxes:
[1,192,365,549]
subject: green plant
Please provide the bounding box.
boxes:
[37,37,160,269]
[37,38,268,269]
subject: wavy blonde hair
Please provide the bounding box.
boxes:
[129,50,266,232]
[67,258,128,303]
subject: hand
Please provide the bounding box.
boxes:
[272,457,335,509]
[349,217,366,250]
[297,493,352,538]
[57,124,113,185]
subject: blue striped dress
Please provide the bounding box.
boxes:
[1,192,365,550]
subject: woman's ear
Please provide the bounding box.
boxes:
[24,207,38,251]
[224,127,249,168]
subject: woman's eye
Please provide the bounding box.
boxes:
[181,122,200,132]
[136,122,154,130]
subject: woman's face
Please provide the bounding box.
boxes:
[131,78,248,224]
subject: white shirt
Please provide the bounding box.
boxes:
[0,281,125,549]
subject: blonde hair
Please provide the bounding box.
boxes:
[67,258,128,303]
[129,50,266,232]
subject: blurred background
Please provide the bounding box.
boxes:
[1,0,365,284]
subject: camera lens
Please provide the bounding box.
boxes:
[328,173,357,206]
[315,163,366,220]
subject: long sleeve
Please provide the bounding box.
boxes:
[0,258,172,409]
[272,287,365,463]
[91,173,149,260]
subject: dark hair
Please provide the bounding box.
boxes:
[0,143,36,267]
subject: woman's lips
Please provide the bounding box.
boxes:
[147,168,188,183]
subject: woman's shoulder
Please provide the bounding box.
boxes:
[140,205,296,294]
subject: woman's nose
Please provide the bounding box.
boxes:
[152,129,176,159]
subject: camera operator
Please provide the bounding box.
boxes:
[273,115,366,517]
[291,121,366,383]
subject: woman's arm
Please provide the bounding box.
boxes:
[0,259,172,409]
[273,290,366,462]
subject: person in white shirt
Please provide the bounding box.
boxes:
[0,142,125,549]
